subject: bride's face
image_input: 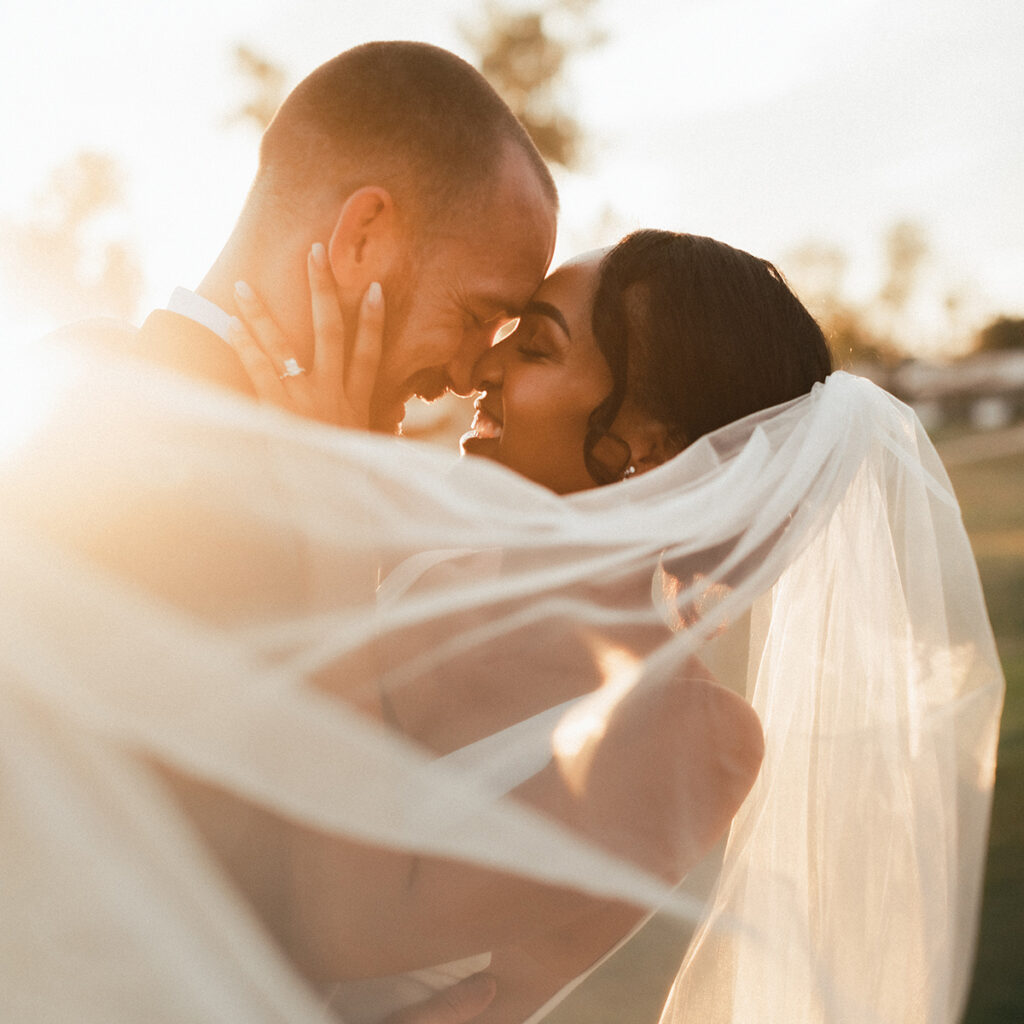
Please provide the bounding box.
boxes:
[462,251,615,494]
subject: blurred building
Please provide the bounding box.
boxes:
[881,351,1024,434]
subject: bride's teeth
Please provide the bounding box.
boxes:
[472,411,502,440]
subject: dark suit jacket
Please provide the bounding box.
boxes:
[92,307,258,399]
[17,308,328,627]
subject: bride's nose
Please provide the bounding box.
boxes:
[471,339,505,392]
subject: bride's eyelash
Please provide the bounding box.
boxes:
[517,349,548,362]
[515,333,550,361]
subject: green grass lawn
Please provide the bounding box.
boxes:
[949,451,1024,1024]
[549,445,1024,1023]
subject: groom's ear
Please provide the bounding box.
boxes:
[326,187,400,292]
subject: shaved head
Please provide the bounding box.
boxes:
[256,41,558,235]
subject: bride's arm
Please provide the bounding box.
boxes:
[407,669,764,1024]
[279,665,763,991]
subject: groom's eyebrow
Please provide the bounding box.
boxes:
[523,300,570,338]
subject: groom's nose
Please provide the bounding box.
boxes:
[470,338,504,393]
[445,328,495,396]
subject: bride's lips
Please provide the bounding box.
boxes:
[470,402,503,439]
[461,399,503,454]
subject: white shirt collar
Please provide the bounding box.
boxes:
[166,287,234,344]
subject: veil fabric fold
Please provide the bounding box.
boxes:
[0,342,1003,1023]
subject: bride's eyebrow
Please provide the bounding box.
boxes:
[523,300,570,338]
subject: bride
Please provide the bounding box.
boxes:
[0,231,1002,1024]
[223,228,829,1023]
[226,229,1001,1023]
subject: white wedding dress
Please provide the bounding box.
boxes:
[0,339,1004,1023]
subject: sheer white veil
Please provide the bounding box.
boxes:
[0,341,1003,1023]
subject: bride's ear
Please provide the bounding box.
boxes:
[632,425,682,475]
[326,187,400,293]
[612,403,683,475]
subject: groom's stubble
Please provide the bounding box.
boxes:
[365,247,436,433]
[365,234,472,433]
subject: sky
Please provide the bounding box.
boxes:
[1,0,1022,356]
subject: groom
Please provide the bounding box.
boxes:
[105,40,557,435]
[22,46,753,1024]
[68,41,558,1024]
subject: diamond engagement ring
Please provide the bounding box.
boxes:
[279,358,306,380]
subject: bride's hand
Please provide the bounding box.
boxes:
[229,242,384,429]
[380,973,496,1024]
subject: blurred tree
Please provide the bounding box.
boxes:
[463,0,606,169]
[227,45,288,132]
[823,308,893,370]
[973,315,1024,353]
[784,240,892,369]
[876,219,929,342]
[785,240,847,312]
[0,150,143,324]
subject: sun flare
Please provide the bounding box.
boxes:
[0,347,69,468]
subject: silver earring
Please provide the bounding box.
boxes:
[622,465,637,480]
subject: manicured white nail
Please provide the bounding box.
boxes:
[234,280,254,301]
[366,281,382,308]
[310,242,327,269]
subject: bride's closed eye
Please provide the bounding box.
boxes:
[512,322,557,362]
[515,341,552,363]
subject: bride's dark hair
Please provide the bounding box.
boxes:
[584,230,833,484]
